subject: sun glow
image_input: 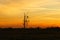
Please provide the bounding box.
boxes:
[0,0,60,28]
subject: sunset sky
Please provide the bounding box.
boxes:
[0,0,60,28]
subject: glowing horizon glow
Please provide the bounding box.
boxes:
[0,0,60,28]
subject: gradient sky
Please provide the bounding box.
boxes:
[0,0,60,28]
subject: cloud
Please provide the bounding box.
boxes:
[0,0,21,4]
[39,0,60,9]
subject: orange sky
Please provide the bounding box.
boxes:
[0,0,60,28]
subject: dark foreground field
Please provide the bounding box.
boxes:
[0,27,60,40]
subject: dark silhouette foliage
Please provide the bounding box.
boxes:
[0,27,60,40]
